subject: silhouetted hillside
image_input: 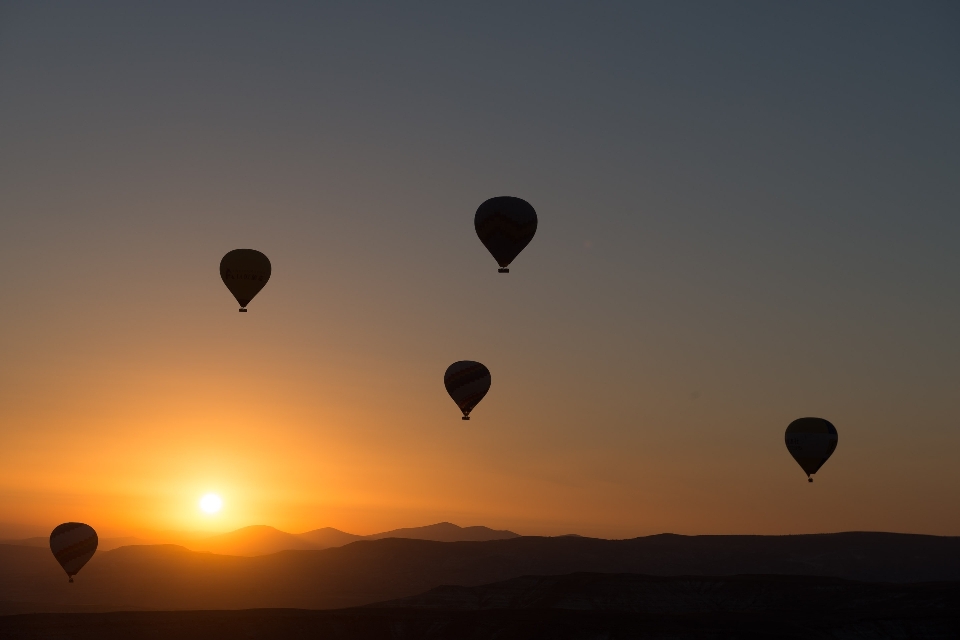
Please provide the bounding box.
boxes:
[0,537,149,552]
[0,538,47,548]
[1,573,958,639]
[364,522,520,542]
[373,571,960,613]
[1,522,520,558]
[178,522,519,556]
[2,532,959,613]
[295,527,362,549]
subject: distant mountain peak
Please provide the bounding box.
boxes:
[187,524,318,556]
[127,522,523,557]
[232,524,280,532]
[365,522,520,542]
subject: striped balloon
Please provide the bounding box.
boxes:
[785,418,838,482]
[220,249,272,312]
[444,361,491,420]
[50,522,98,582]
[474,197,537,273]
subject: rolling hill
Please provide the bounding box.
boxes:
[295,527,362,549]
[183,522,520,556]
[0,522,521,557]
[0,537,151,552]
[0,522,520,556]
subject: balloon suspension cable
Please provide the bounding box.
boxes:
[239,308,248,312]
[498,268,509,273]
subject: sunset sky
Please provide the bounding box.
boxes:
[1,1,959,540]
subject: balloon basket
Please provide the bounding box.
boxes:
[68,577,74,583]
[462,416,470,420]
[808,478,813,483]
[498,268,509,273]
[239,308,248,312]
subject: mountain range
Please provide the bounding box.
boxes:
[0,522,520,556]
[2,531,959,614]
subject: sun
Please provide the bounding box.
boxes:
[199,493,223,514]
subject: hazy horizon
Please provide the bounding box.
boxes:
[5,517,960,546]
[2,1,959,541]
[0,519,520,542]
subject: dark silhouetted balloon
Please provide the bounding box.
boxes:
[220,249,271,312]
[50,522,98,582]
[444,361,491,420]
[785,417,838,482]
[475,197,537,273]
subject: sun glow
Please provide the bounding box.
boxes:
[199,493,223,514]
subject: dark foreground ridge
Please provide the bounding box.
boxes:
[1,573,958,639]
[370,571,960,613]
[2,532,959,612]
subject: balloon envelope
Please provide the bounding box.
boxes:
[50,522,98,582]
[785,417,838,481]
[474,197,537,272]
[220,249,271,311]
[444,361,491,419]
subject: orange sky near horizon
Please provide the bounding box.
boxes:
[2,2,959,541]
[2,239,957,539]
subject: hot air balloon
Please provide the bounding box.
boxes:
[220,249,271,312]
[785,417,838,482]
[475,197,537,273]
[50,522,98,583]
[444,361,491,420]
